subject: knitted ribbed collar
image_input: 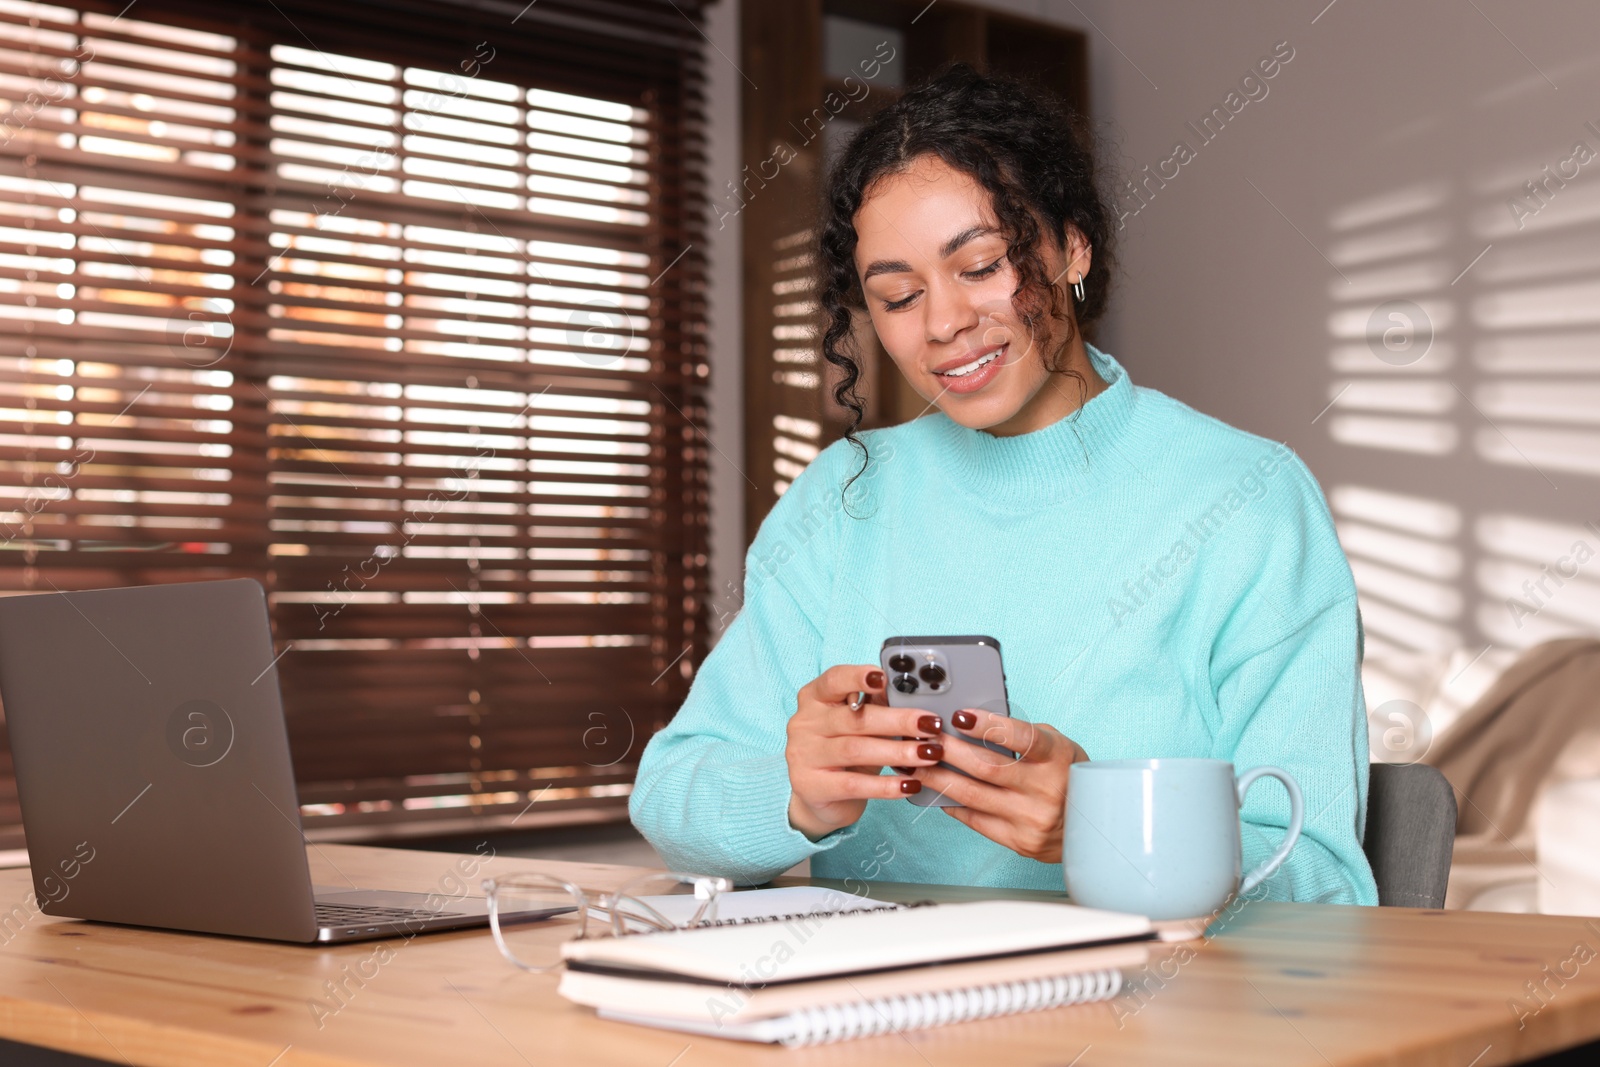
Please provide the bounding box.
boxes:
[925,343,1143,510]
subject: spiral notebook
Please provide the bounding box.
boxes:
[559,900,1152,1046]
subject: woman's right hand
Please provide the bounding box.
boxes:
[785,664,945,841]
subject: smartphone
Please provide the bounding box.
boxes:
[880,635,1013,808]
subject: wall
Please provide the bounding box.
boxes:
[1045,0,1600,708]
[703,0,745,640]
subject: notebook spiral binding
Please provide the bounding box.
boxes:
[621,900,934,935]
[697,901,929,928]
[778,968,1123,1048]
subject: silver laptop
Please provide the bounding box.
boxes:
[0,578,571,943]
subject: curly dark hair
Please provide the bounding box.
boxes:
[817,61,1116,482]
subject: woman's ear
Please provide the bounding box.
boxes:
[1062,224,1093,285]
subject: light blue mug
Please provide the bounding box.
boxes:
[1063,758,1304,920]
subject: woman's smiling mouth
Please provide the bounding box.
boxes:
[932,342,1008,393]
[934,342,1007,376]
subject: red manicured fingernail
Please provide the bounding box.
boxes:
[917,743,944,761]
[865,670,885,688]
[952,710,977,729]
[900,779,922,795]
[917,715,941,733]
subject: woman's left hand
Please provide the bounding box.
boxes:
[909,709,1089,863]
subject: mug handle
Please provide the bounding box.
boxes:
[1236,766,1305,895]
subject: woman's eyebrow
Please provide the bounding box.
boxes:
[938,225,998,259]
[860,226,1000,281]
[861,257,913,282]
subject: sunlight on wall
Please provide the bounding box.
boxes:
[1321,135,1600,702]
[1330,484,1463,660]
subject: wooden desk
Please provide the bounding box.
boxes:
[0,844,1597,1066]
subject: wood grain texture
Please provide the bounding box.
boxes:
[0,844,1595,1066]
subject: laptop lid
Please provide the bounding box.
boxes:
[0,578,319,941]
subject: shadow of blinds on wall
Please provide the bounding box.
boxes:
[0,0,709,850]
[1319,86,1600,724]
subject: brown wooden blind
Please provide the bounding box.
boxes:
[0,0,709,848]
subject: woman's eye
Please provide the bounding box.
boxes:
[963,257,1004,279]
[878,258,1000,310]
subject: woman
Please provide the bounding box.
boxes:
[630,64,1377,905]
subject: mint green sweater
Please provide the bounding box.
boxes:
[631,345,1378,905]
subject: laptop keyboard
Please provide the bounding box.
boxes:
[314,902,465,926]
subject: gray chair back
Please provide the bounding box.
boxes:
[1364,763,1457,907]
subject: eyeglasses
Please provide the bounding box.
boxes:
[481,870,734,973]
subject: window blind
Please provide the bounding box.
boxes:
[0,0,709,849]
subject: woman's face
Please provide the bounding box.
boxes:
[852,154,1091,435]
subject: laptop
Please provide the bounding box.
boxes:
[0,578,573,943]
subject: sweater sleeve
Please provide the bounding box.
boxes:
[1213,594,1378,905]
[1206,455,1379,906]
[628,441,865,885]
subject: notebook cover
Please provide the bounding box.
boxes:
[560,900,1152,984]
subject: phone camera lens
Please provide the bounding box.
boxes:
[892,674,919,694]
[918,664,946,687]
[888,654,915,673]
